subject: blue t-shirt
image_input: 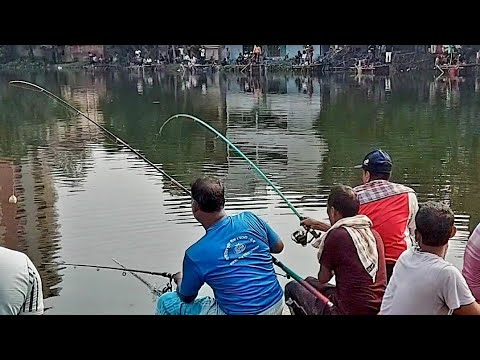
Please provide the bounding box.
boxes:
[177,211,283,315]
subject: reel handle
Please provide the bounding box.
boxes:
[291,216,322,246]
[307,228,320,238]
[299,216,321,238]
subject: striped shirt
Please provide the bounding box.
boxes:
[0,246,44,315]
[462,223,480,302]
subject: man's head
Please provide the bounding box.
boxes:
[326,185,360,225]
[415,201,456,248]
[355,149,393,184]
[191,176,225,222]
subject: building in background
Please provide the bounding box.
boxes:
[204,45,222,61]
[223,45,327,60]
[0,158,19,248]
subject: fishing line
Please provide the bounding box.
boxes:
[9,162,17,204]
[9,80,191,196]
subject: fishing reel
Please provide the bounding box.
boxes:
[159,273,174,294]
[152,277,174,300]
[160,280,173,294]
[291,227,321,247]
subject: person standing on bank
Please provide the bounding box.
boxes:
[156,176,285,315]
[301,149,418,282]
[385,45,393,63]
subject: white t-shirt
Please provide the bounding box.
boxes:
[380,248,475,315]
[0,247,44,315]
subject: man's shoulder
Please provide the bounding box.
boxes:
[323,228,357,255]
[234,211,257,221]
[0,247,30,286]
[0,246,24,256]
[325,227,350,243]
[354,180,416,193]
[328,226,348,235]
[185,233,210,259]
[425,257,465,287]
[184,240,210,273]
[397,247,418,260]
[435,258,461,275]
[232,211,265,228]
[399,249,456,270]
[0,246,28,265]
[398,183,416,195]
[356,181,416,208]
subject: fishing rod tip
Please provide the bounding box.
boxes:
[9,80,26,86]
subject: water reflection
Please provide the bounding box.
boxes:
[0,68,479,313]
[0,155,62,300]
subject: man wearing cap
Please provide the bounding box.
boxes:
[301,149,418,282]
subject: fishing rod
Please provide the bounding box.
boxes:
[8,80,191,196]
[160,114,301,217]
[158,114,320,246]
[11,81,334,310]
[271,257,336,313]
[45,261,173,279]
[46,259,173,297]
[112,258,172,296]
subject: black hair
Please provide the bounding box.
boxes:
[415,201,455,247]
[369,172,391,181]
[327,185,359,218]
[191,176,225,213]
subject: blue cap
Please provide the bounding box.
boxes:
[354,149,392,174]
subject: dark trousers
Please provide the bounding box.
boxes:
[284,277,336,315]
[386,263,395,284]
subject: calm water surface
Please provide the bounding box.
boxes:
[0,68,479,314]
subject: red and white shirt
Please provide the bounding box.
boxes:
[353,180,418,264]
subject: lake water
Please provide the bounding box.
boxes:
[0,68,479,314]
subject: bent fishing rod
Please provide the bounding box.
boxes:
[11,81,334,310]
[159,114,320,246]
[158,114,334,310]
[9,80,191,196]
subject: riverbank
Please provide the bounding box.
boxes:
[2,58,478,78]
[0,59,186,74]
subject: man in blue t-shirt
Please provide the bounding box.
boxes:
[156,176,285,315]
